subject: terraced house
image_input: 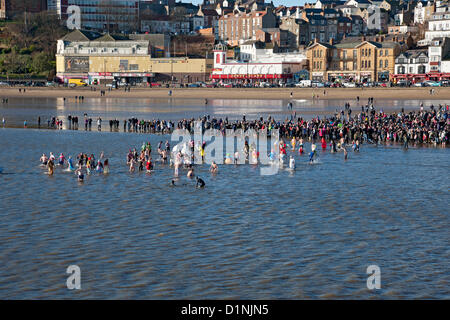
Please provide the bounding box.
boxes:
[218,8,277,46]
[306,38,401,82]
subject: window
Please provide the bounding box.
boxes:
[380,50,383,57]
[385,60,388,68]
[361,49,364,56]
[368,60,371,68]
[379,60,383,68]
[368,49,371,56]
[129,64,139,71]
[409,66,413,73]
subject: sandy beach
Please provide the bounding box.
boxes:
[2,86,450,100]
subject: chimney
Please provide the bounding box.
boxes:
[329,37,333,45]
[314,37,318,44]
[362,36,366,41]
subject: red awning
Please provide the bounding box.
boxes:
[211,74,292,79]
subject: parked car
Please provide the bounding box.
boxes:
[342,82,356,88]
[423,80,441,87]
[151,82,162,87]
[312,81,324,88]
[188,83,199,88]
[396,80,410,87]
[196,81,207,87]
[295,79,311,87]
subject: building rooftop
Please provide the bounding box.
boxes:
[62,30,101,42]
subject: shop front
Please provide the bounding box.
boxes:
[88,72,114,85]
[327,73,357,83]
[377,71,390,82]
[311,72,325,81]
[211,73,292,82]
[112,72,154,86]
[57,73,89,84]
[360,72,373,83]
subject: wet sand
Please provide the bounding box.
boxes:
[2,86,450,100]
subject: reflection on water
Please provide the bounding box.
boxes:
[0,97,448,128]
[0,128,449,299]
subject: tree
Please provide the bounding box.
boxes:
[32,52,53,74]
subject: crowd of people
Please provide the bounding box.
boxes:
[20,99,448,148]
[40,151,109,182]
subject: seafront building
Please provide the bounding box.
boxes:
[210,43,306,82]
[306,38,400,82]
[47,0,450,85]
[56,30,212,85]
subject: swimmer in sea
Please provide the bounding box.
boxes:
[76,168,84,182]
[344,147,348,160]
[47,159,54,175]
[187,167,194,178]
[96,160,103,173]
[129,158,135,173]
[196,176,205,188]
[146,159,153,172]
[210,161,218,174]
[299,138,304,155]
[103,159,109,174]
[289,156,295,170]
[309,143,317,163]
[68,156,75,171]
[40,153,48,166]
[58,153,65,166]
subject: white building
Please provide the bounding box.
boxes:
[211,43,306,83]
[395,50,429,74]
[239,41,307,63]
[414,0,435,24]
[57,35,150,57]
[419,7,450,46]
[428,37,450,73]
[344,0,372,10]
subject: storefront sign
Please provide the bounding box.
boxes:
[211,74,291,79]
